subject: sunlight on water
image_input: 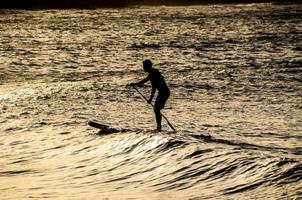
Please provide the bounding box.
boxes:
[0,3,301,199]
[0,89,36,101]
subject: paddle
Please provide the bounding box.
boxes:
[127,85,176,131]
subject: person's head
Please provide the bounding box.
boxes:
[143,59,153,73]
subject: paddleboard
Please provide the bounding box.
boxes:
[88,121,128,134]
[88,121,109,129]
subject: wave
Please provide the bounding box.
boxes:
[91,130,302,196]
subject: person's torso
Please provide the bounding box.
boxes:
[148,69,170,94]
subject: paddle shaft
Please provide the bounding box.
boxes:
[133,86,176,131]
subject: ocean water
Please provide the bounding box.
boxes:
[0,3,301,199]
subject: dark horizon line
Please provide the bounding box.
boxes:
[0,0,299,9]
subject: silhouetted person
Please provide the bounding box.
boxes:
[129,59,170,131]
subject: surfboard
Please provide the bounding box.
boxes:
[88,121,128,134]
[88,121,109,129]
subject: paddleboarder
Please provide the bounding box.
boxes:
[128,59,170,131]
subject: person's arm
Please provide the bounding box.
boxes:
[148,86,156,104]
[135,76,149,86]
[129,76,149,87]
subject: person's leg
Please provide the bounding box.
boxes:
[154,107,162,131]
[154,93,169,131]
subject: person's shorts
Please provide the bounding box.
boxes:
[155,92,170,110]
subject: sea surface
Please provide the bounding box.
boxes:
[0,3,301,199]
